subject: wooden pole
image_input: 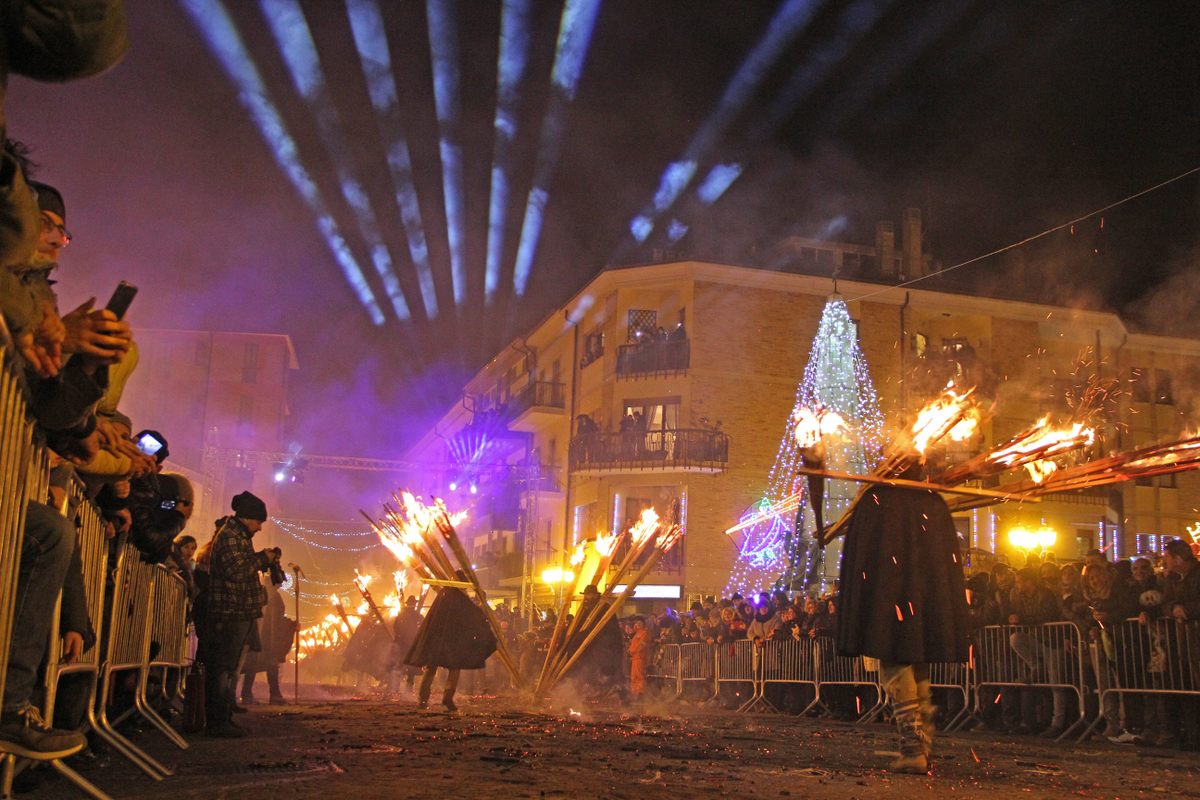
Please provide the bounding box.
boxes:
[293,566,301,704]
[794,467,1042,501]
[543,528,680,693]
[431,512,526,689]
[537,530,657,692]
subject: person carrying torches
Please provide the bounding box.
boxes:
[403,570,497,712]
[823,406,974,775]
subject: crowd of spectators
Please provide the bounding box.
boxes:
[965,543,1200,749]
[368,542,1200,754]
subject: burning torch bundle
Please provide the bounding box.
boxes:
[362,492,525,689]
[945,433,1200,512]
[534,508,681,697]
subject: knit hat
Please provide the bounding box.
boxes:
[231,490,268,521]
[29,181,65,221]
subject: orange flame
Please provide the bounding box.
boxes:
[1023,459,1059,483]
[994,417,1095,467]
[911,386,977,453]
[594,532,618,557]
[629,507,661,547]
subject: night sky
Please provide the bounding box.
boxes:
[7,0,1198,461]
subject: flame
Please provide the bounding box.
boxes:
[393,571,408,594]
[793,407,847,449]
[1187,521,1200,546]
[353,570,372,591]
[994,417,1096,467]
[593,532,618,557]
[1024,459,1059,483]
[1123,439,1200,470]
[629,507,661,547]
[380,590,402,619]
[570,542,587,567]
[911,386,977,453]
[373,491,468,570]
[329,593,341,606]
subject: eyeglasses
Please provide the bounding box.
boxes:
[40,214,71,246]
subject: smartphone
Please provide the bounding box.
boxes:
[105,281,138,320]
[135,431,164,457]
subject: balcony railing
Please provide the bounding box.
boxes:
[568,428,729,473]
[507,380,565,419]
[616,339,689,377]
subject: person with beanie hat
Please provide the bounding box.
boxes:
[197,491,279,737]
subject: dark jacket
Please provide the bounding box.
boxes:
[204,516,268,623]
[836,484,970,663]
[404,588,496,670]
[1009,585,1063,625]
[1164,564,1200,620]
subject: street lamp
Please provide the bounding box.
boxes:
[540,566,575,585]
[1008,524,1057,558]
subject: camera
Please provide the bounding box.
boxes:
[266,547,286,586]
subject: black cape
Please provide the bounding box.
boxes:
[342,617,395,681]
[836,485,970,663]
[565,598,624,683]
[404,588,497,670]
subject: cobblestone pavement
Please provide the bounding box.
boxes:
[20,691,1200,799]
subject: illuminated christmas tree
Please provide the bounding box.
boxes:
[725,295,884,596]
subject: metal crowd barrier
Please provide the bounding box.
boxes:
[1078,617,1200,741]
[973,622,1088,742]
[140,566,189,750]
[1,330,111,800]
[43,480,110,722]
[811,639,885,722]
[928,659,973,731]
[678,641,714,698]
[32,479,114,800]
[646,643,679,695]
[760,638,821,714]
[714,639,759,711]
[94,543,174,780]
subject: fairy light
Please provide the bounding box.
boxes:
[726,296,884,595]
[274,519,380,552]
[612,492,622,534]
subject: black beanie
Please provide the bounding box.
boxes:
[29,181,65,221]
[231,491,268,521]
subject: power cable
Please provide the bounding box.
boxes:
[850,165,1200,303]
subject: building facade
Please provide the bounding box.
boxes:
[121,329,298,535]
[402,260,1200,607]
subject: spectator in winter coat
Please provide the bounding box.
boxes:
[746,599,781,642]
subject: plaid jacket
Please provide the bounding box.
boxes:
[205,516,268,622]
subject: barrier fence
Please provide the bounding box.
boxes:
[645,619,1200,739]
[0,328,193,800]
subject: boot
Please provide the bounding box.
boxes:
[916,671,936,758]
[442,691,458,713]
[890,700,931,775]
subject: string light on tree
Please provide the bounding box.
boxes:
[725,295,884,596]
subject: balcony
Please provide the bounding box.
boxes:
[507,380,566,431]
[568,428,729,475]
[616,339,689,378]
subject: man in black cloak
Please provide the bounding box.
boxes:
[565,585,625,694]
[835,463,970,774]
[404,583,497,711]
